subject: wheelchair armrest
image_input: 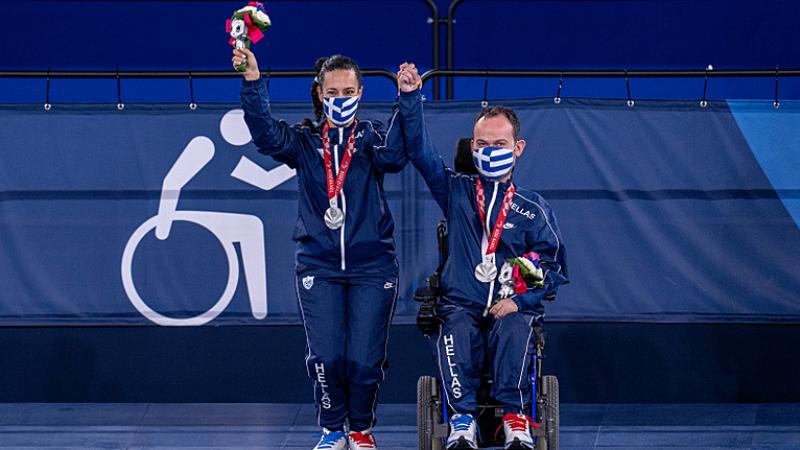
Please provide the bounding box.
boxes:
[416,297,440,336]
[414,272,442,302]
[415,272,442,336]
[414,287,437,303]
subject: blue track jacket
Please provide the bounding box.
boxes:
[397,89,568,314]
[240,78,408,272]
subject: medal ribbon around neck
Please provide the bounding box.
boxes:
[475,179,516,258]
[322,119,358,207]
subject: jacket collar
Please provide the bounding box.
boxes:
[322,119,359,145]
[478,173,514,191]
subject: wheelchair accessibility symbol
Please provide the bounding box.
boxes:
[120,110,296,326]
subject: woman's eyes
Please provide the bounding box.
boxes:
[326,90,356,96]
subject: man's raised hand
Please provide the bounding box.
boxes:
[397,62,422,93]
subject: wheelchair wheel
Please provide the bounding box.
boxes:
[539,375,560,450]
[417,376,443,450]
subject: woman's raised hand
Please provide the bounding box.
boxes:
[233,48,261,81]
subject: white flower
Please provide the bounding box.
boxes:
[255,10,271,25]
[517,257,535,273]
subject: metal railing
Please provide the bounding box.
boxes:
[445,0,467,99]
[4,67,799,109]
[422,68,800,80]
[440,0,800,100]
[420,0,442,99]
[422,68,799,107]
[5,0,799,103]
[1,69,398,109]
[0,69,398,80]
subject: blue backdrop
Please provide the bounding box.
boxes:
[1,97,798,325]
[3,0,800,103]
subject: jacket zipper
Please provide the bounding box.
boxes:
[336,127,346,271]
[483,181,499,316]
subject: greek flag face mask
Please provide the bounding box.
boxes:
[323,96,359,126]
[472,146,516,180]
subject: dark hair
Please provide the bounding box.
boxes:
[302,57,328,129]
[303,55,362,130]
[317,54,363,89]
[474,106,521,140]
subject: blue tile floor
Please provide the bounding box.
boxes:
[0,403,798,449]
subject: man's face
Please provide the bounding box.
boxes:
[317,69,362,102]
[472,115,526,158]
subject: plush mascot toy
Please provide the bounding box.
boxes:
[227,2,271,72]
[495,252,545,304]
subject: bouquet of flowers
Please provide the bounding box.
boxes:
[495,252,545,302]
[226,2,272,72]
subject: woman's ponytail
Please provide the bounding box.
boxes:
[303,56,328,130]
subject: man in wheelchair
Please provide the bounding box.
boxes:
[396,64,568,450]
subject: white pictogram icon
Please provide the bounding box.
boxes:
[121,109,296,326]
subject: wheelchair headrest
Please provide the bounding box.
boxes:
[454,137,478,175]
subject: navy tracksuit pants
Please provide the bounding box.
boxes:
[295,265,399,432]
[434,301,540,415]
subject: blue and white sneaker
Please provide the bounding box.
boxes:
[446,413,478,449]
[312,429,348,450]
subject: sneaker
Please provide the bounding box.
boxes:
[502,413,538,450]
[446,413,478,449]
[347,429,377,449]
[313,429,348,450]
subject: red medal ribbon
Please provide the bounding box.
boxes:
[475,179,515,256]
[322,119,359,202]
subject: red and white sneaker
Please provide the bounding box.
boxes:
[502,413,538,450]
[347,429,378,450]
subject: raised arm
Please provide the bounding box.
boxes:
[396,63,451,214]
[234,48,300,168]
[367,107,408,174]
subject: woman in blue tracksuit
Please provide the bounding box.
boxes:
[396,64,568,450]
[233,48,407,450]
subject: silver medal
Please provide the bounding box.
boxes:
[324,206,344,230]
[474,261,498,283]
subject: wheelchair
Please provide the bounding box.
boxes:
[414,139,560,450]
